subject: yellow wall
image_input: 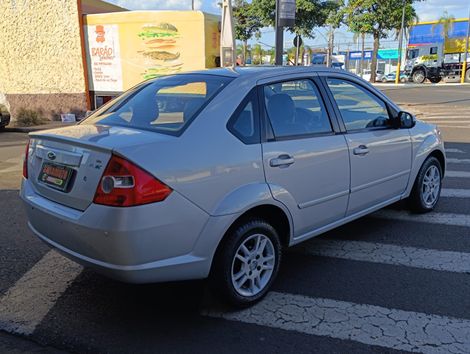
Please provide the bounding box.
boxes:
[0,0,86,95]
[84,11,221,92]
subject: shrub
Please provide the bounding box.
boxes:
[15,108,45,127]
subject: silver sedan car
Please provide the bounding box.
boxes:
[21,67,445,307]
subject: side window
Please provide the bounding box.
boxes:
[430,47,438,55]
[326,78,391,131]
[263,79,332,139]
[227,90,259,144]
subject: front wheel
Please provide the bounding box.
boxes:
[429,76,441,84]
[211,218,281,307]
[412,70,426,84]
[408,156,442,213]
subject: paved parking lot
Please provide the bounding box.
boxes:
[1,85,470,353]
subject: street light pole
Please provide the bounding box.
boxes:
[460,8,470,84]
[275,0,284,65]
[395,0,406,84]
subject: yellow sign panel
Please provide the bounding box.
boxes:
[84,11,220,92]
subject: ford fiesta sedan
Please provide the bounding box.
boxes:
[21,67,445,306]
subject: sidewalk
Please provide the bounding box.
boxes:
[5,122,76,133]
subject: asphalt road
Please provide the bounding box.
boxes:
[1,85,470,353]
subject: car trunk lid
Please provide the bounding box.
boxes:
[27,124,172,211]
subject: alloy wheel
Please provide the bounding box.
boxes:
[421,165,441,208]
[231,233,275,297]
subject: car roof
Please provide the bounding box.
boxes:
[181,66,359,82]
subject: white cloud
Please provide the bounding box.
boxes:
[108,0,194,10]
[413,0,469,22]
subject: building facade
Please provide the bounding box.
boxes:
[0,0,125,122]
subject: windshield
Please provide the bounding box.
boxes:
[83,74,233,135]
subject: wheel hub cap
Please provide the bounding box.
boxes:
[422,165,441,207]
[231,234,275,297]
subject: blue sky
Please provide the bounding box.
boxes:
[106,0,470,50]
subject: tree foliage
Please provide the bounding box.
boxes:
[251,0,341,38]
[344,0,419,81]
[233,0,262,42]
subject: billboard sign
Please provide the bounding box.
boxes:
[86,24,123,92]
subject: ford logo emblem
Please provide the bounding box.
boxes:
[47,151,56,160]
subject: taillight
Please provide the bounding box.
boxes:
[93,155,172,207]
[23,141,30,179]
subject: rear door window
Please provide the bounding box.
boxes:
[263,79,332,139]
[84,74,233,135]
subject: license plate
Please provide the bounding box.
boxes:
[38,162,73,191]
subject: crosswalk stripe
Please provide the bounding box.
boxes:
[446,170,470,178]
[438,125,470,129]
[372,209,470,227]
[204,292,470,353]
[447,158,470,164]
[0,251,82,335]
[423,120,470,123]
[441,188,470,198]
[445,148,465,154]
[297,239,470,274]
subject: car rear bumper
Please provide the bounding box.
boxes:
[20,178,223,283]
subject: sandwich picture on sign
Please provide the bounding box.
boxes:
[138,23,183,79]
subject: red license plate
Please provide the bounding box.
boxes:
[38,163,72,191]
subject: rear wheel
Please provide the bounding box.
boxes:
[429,76,441,84]
[382,78,388,83]
[465,69,470,83]
[412,70,426,84]
[408,157,442,213]
[400,77,407,83]
[211,218,281,307]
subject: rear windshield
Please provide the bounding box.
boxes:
[83,74,233,135]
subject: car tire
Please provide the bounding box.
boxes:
[429,77,441,84]
[412,70,426,84]
[400,77,407,83]
[382,78,387,83]
[408,156,442,213]
[211,218,281,307]
[465,69,470,83]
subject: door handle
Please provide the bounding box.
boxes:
[270,154,295,167]
[353,145,369,156]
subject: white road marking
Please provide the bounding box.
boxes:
[297,239,470,274]
[441,188,470,198]
[0,157,22,174]
[447,158,470,164]
[437,125,470,129]
[423,120,470,124]
[445,148,465,154]
[204,292,470,353]
[372,209,470,228]
[446,170,470,178]
[0,251,82,335]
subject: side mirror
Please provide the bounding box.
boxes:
[397,111,415,129]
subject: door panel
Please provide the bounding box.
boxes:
[263,136,350,236]
[261,78,350,237]
[324,77,412,215]
[345,130,412,214]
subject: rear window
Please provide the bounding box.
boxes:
[83,74,233,135]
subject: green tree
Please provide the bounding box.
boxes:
[251,0,340,39]
[432,11,455,62]
[325,0,345,66]
[344,0,419,82]
[233,0,262,65]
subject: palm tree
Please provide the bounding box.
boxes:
[432,11,455,61]
[353,31,366,76]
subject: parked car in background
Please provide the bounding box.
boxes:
[381,71,409,83]
[0,104,11,130]
[362,70,385,82]
[21,67,446,307]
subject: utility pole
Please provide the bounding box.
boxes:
[460,9,470,84]
[275,0,283,65]
[220,0,236,67]
[191,0,194,10]
[395,0,406,84]
[275,0,296,65]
